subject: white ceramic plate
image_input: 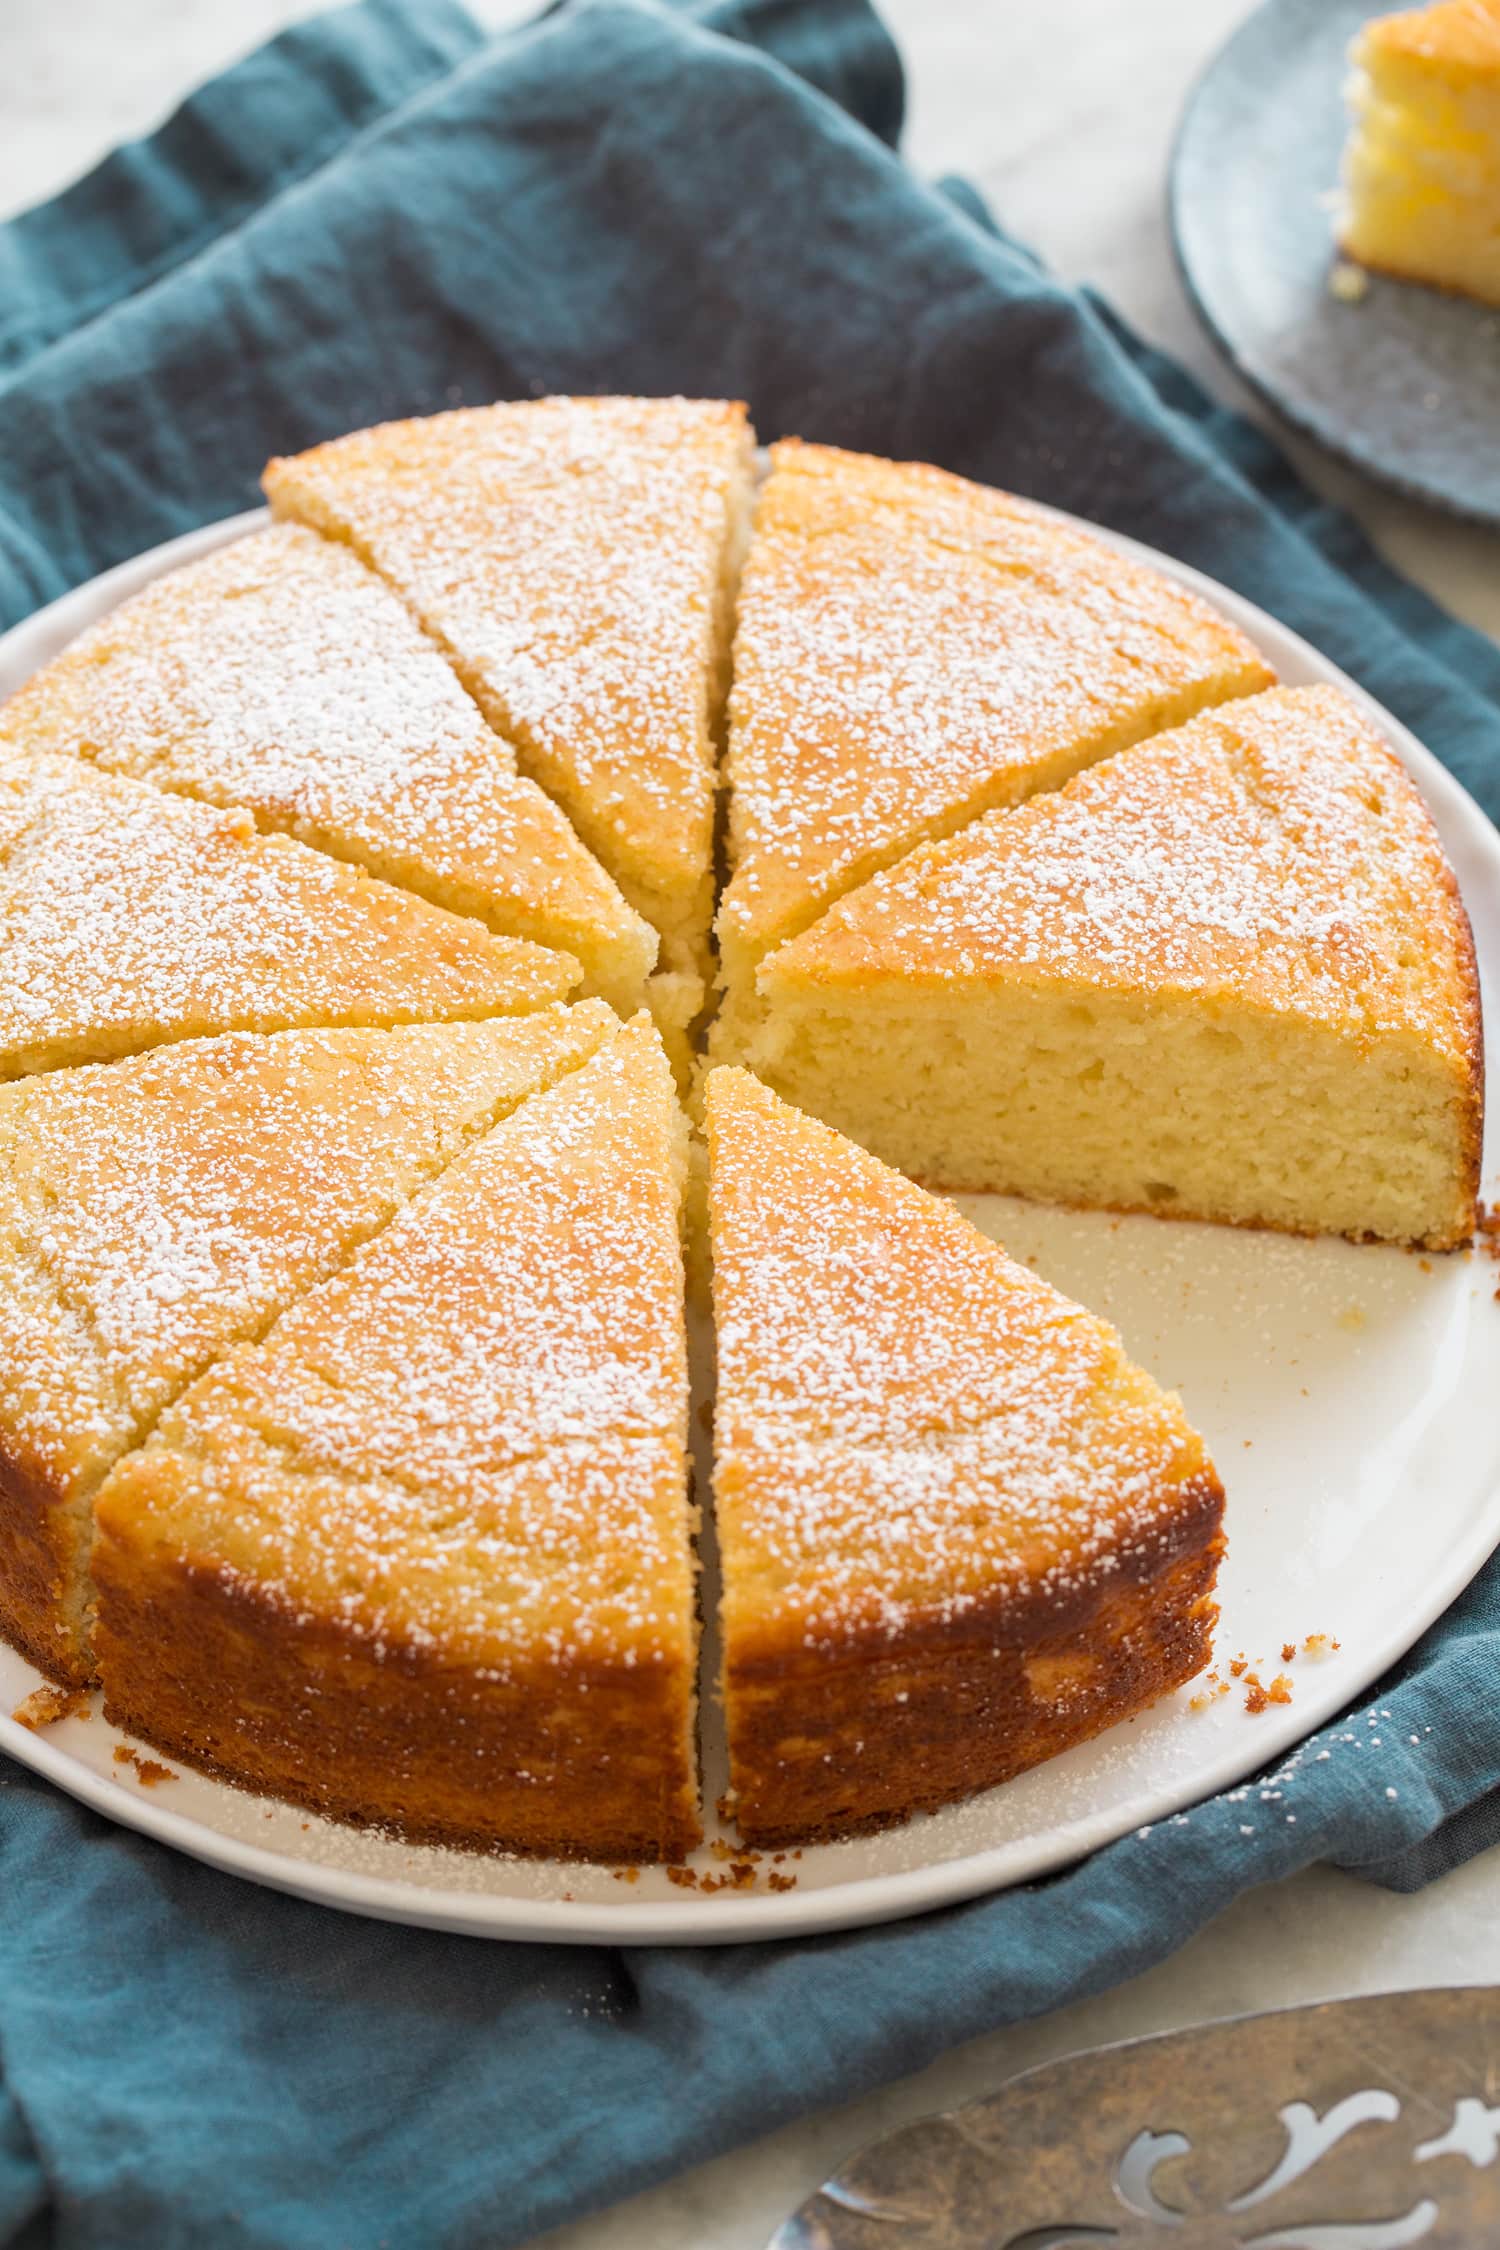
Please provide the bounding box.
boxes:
[0,510,1496,1946]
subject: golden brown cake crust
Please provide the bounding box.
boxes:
[1441,871,1485,1243]
[726,1492,1224,1849]
[0,1450,85,1686]
[93,1544,699,1861]
[0,1010,617,1685]
[1335,245,1500,303]
[91,1019,701,1862]
[707,1067,1227,1848]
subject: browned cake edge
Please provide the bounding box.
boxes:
[0,1452,92,1688]
[90,1530,702,1863]
[722,1471,1225,1851]
[1446,868,1487,1246]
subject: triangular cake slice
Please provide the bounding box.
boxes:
[92,1016,700,1862]
[0,524,655,1014]
[0,751,579,1078]
[706,1067,1224,1848]
[747,686,1482,1250]
[0,1004,614,1684]
[714,439,1273,1024]
[266,396,757,1059]
[1340,0,1500,308]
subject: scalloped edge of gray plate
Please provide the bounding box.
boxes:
[1170,0,1500,526]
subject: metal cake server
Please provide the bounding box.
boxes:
[768,1988,1500,2248]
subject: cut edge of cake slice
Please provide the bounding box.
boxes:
[1339,0,1500,309]
[705,1064,1224,1849]
[713,438,1275,1035]
[264,396,759,1070]
[0,1003,616,1686]
[90,1014,701,1861]
[0,522,658,1018]
[741,684,1482,1250]
[0,750,582,1080]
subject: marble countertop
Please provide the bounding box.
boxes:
[3,5,1498,2247]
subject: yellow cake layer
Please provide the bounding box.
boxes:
[1341,1,1500,303]
[741,687,1481,1250]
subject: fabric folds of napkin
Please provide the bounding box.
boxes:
[0,3,1498,2245]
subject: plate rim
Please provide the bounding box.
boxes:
[0,502,1495,1945]
[1167,0,1500,530]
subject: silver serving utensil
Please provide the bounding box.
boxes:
[769,1987,1500,2248]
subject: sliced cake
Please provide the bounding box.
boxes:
[92,1016,700,1861]
[1340,0,1500,307]
[265,396,757,1061]
[741,686,1482,1250]
[706,1067,1224,1847]
[714,439,1273,1040]
[0,1005,613,1684]
[0,751,579,1078]
[0,525,655,1014]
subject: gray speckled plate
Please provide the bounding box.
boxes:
[1170,0,1500,525]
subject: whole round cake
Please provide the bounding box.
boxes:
[0,398,1481,1861]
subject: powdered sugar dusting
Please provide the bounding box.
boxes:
[0,525,643,979]
[0,412,1483,1894]
[719,440,1268,957]
[3,523,512,799]
[776,685,1475,1061]
[710,1072,1209,1648]
[0,1011,609,1504]
[122,1022,694,1669]
[267,397,751,934]
[0,752,575,1075]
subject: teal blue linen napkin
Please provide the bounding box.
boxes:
[0,4,1497,2244]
